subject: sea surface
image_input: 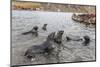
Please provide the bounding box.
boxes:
[12,10,96,66]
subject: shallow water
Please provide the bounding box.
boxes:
[11,10,95,66]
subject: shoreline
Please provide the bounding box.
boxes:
[12,1,96,13]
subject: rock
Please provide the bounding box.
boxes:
[72,13,96,24]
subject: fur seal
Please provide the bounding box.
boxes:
[82,35,90,46]
[42,24,47,31]
[24,32,56,60]
[54,30,64,44]
[22,26,38,36]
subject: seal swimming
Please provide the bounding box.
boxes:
[24,32,56,61]
[54,30,64,44]
[66,35,90,46]
[22,26,38,36]
[42,24,47,31]
[82,35,90,46]
[66,36,82,41]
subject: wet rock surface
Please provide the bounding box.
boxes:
[72,13,96,24]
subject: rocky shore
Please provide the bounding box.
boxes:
[72,13,96,24]
[12,1,96,13]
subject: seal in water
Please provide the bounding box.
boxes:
[42,24,47,31]
[66,36,82,41]
[82,35,90,46]
[22,26,38,36]
[24,32,56,61]
[54,30,64,44]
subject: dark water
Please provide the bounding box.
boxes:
[12,10,95,66]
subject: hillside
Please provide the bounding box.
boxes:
[12,1,96,13]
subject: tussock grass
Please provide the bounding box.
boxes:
[12,1,41,9]
[12,1,95,13]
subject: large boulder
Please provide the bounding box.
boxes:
[72,13,96,24]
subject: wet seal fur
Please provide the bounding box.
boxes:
[66,36,82,41]
[82,35,90,46]
[22,26,38,36]
[54,30,64,44]
[24,32,56,61]
[66,35,90,46]
[42,24,47,31]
